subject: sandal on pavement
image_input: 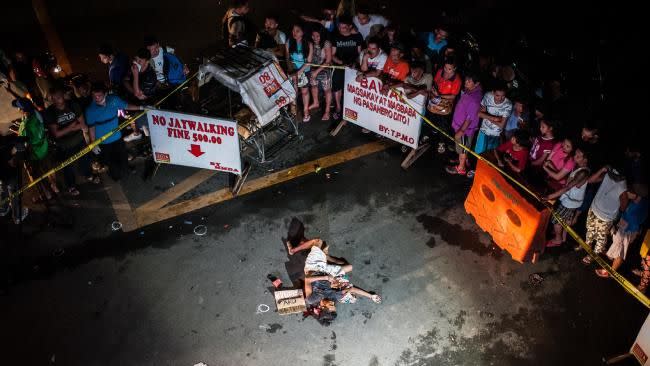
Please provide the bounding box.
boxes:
[445,165,467,176]
[546,240,563,248]
[302,114,311,123]
[321,112,330,121]
[595,268,609,278]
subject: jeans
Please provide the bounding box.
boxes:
[100,139,129,181]
[56,140,92,188]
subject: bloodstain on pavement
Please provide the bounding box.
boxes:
[266,323,283,333]
[416,214,501,259]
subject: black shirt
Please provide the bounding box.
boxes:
[45,101,85,149]
[333,33,363,66]
[139,67,158,98]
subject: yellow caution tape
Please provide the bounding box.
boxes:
[1,72,198,207]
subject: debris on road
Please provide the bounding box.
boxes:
[529,273,544,286]
[194,225,207,236]
[256,304,270,314]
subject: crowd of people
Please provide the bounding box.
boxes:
[1,35,190,224]
[1,0,647,294]
[223,0,648,290]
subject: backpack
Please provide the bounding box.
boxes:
[162,49,186,86]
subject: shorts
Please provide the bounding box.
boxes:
[332,68,345,92]
[455,133,475,155]
[474,131,500,155]
[552,202,577,225]
[606,226,638,260]
[310,69,332,90]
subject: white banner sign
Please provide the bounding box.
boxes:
[632,313,650,365]
[240,61,295,126]
[343,67,425,149]
[146,109,242,174]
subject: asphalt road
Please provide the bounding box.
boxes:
[1,123,647,365]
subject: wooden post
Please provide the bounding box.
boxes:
[400,143,431,169]
[31,0,73,74]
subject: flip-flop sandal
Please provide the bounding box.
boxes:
[445,165,467,175]
[595,268,609,278]
[322,113,331,121]
[546,240,563,247]
[582,255,593,265]
[302,114,311,123]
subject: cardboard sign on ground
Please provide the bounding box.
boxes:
[274,289,306,315]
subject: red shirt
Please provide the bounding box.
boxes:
[529,136,555,161]
[434,69,461,96]
[382,58,409,81]
[497,141,529,172]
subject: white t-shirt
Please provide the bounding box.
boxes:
[479,91,512,136]
[406,73,433,90]
[353,14,389,39]
[359,50,387,71]
[591,173,627,221]
[151,46,175,83]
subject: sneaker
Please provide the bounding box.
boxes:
[437,142,446,154]
[123,132,143,142]
[445,165,467,175]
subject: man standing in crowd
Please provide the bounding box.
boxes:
[381,43,409,82]
[222,0,252,47]
[98,44,129,95]
[13,97,59,201]
[474,82,512,155]
[255,15,287,57]
[300,4,338,34]
[353,5,389,40]
[358,37,387,75]
[331,16,363,120]
[84,83,145,181]
[422,25,449,69]
[445,72,482,177]
[45,87,97,196]
[144,35,188,87]
[581,166,628,265]
[122,48,157,143]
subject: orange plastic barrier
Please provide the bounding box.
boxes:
[465,159,551,263]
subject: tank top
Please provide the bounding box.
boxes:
[559,167,590,209]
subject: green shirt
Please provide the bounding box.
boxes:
[18,113,49,161]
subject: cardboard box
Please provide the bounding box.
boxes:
[274,289,306,315]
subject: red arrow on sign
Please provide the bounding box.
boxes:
[188,144,205,157]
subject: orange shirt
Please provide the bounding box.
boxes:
[434,69,461,96]
[382,58,410,81]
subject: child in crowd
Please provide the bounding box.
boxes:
[474,82,512,154]
[529,118,556,167]
[543,138,576,191]
[504,98,527,141]
[543,146,591,247]
[493,129,530,174]
[596,184,648,278]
